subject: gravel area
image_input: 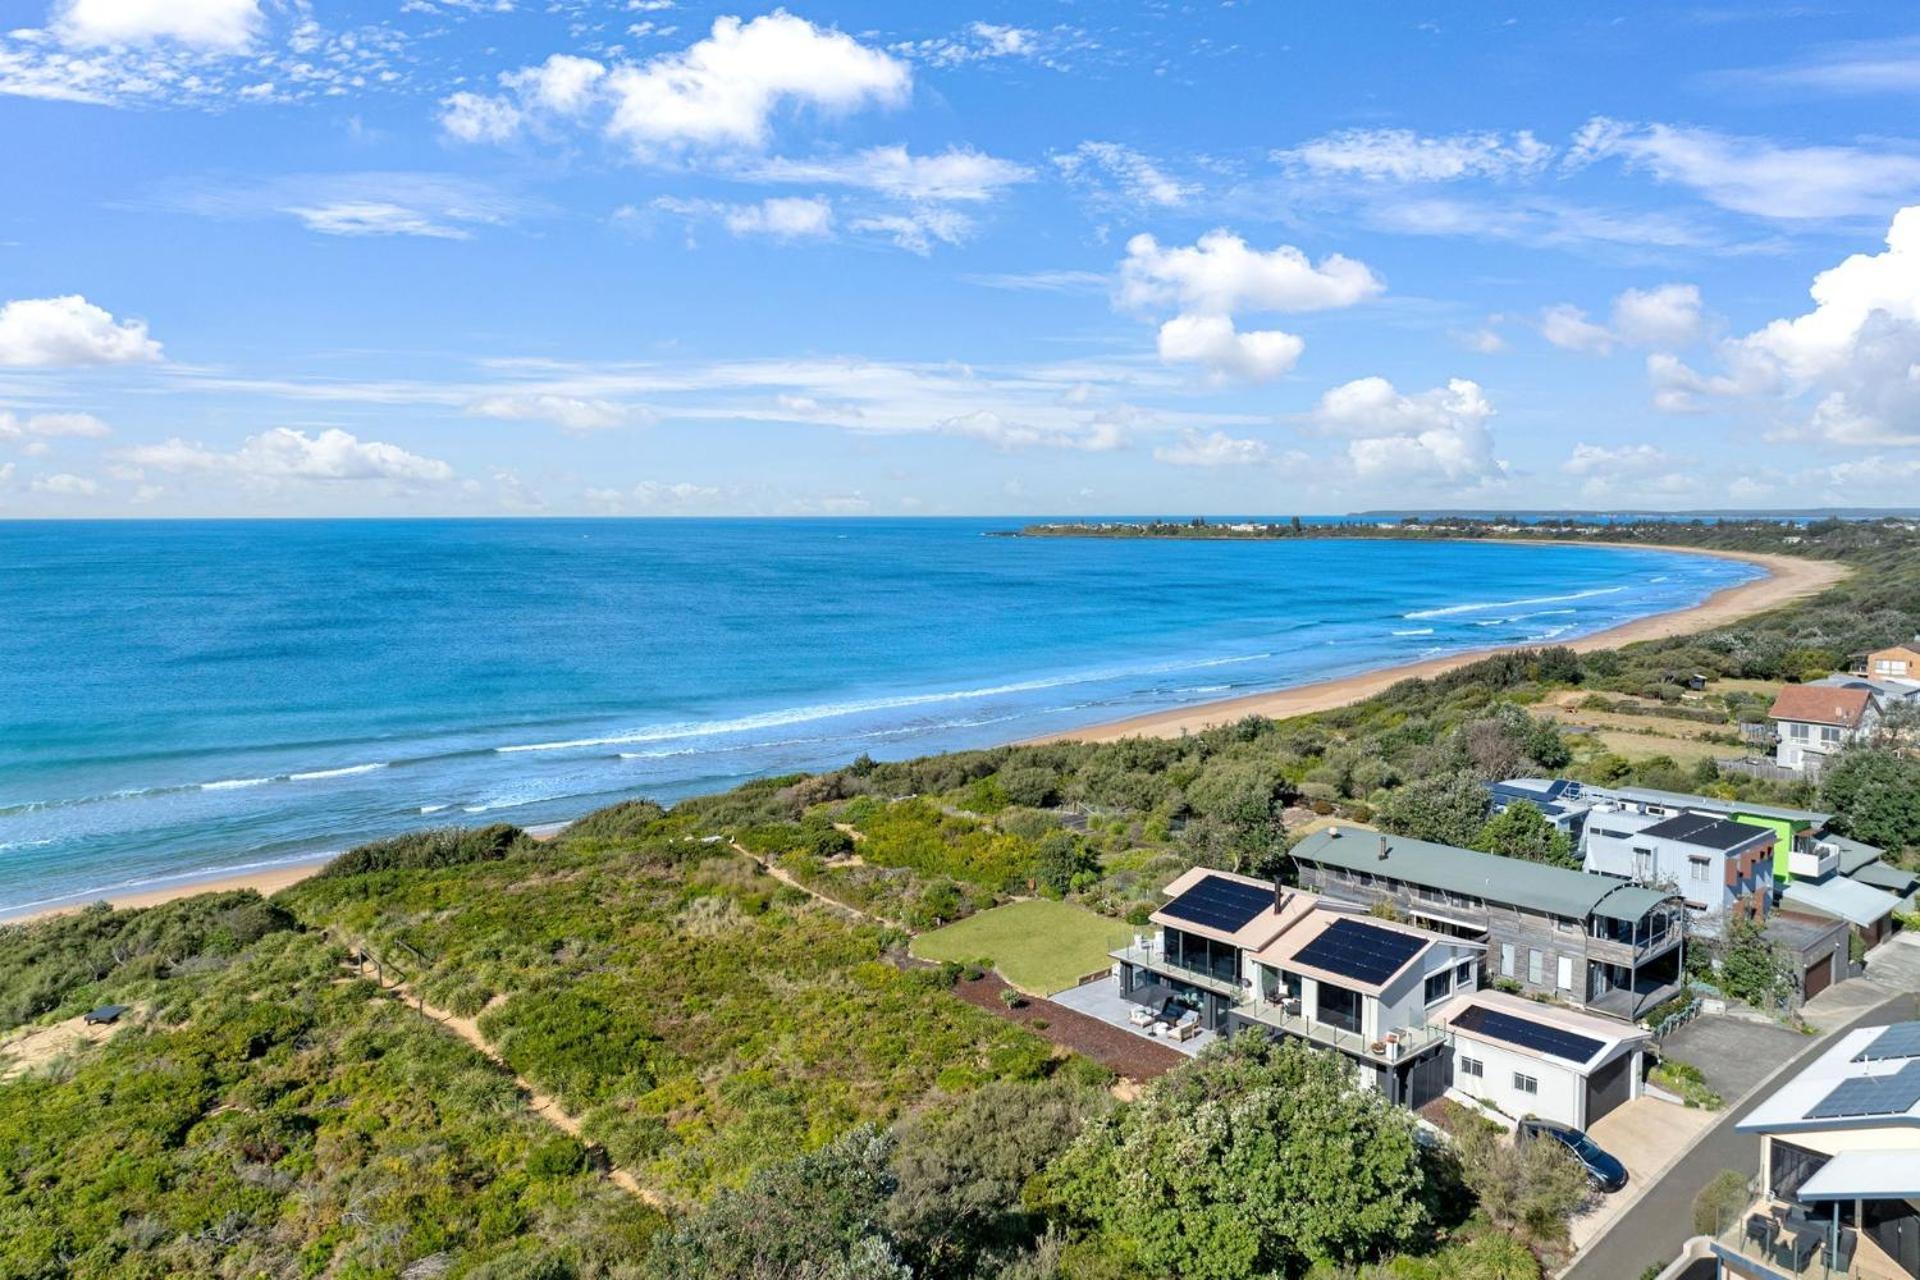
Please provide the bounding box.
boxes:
[952,972,1187,1080]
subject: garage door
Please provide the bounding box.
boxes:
[1586,1052,1634,1126]
[1804,954,1834,1000]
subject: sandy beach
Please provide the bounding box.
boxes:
[3,543,1847,926]
[1034,544,1850,745]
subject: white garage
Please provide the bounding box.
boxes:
[1435,990,1650,1130]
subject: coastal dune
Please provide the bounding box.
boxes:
[1035,545,1849,745]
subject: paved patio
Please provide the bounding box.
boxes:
[1050,977,1219,1058]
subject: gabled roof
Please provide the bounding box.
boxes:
[1434,989,1646,1071]
[1869,642,1920,662]
[1782,874,1901,928]
[1149,867,1304,950]
[1288,827,1678,922]
[1249,905,1458,995]
[1769,683,1877,729]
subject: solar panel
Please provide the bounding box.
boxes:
[1807,1060,1920,1120]
[1452,1004,1607,1064]
[1292,918,1425,986]
[1160,875,1273,935]
[1855,1024,1920,1063]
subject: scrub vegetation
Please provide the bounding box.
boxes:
[5,517,1920,1277]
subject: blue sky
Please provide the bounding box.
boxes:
[4,1,1920,516]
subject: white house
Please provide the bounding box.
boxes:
[1769,684,1881,775]
[1433,989,1650,1130]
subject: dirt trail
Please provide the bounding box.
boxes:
[727,839,905,931]
[341,947,662,1208]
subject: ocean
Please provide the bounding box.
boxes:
[0,519,1760,914]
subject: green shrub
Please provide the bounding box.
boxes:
[318,824,533,877]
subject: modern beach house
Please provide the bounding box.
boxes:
[1713,1020,1920,1278]
[1110,867,1481,1108]
[1287,827,1687,1022]
[1582,808,1776,938]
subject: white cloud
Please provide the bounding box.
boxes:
[507,53,606,115]
[0,411,112,441]
[1278,127,1552,183]
[30,471,99,496]
[0,295,162,367]
[1153,429,1271,467]
[1457,326,1507,354]
[655,195,836,240]
[120,427,453,484]
[1611,283,1703,348]
[603,12,909,155]
[1309,376,1501,484]
[155,172,532,241]
[850,208,972,255]
[53,0,262,50]
[930,411,1126,453]
[898,21,1045,67]
[1561,442,1675,475]
[1660,205,1920,443]
[1053,142,1196,208]
[744,145,1029,201]
[286,202,469,239]
[1561,442,1697,501]
[466,394,646,431]
[439,91,525,143]
[1119,230,1383,316]
[1567,117,1920,220]
[1155,314,1302,382]
[1541,304,1615,355]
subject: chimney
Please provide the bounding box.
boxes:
[1274,880,1285,911]
[1377,834,1390,861]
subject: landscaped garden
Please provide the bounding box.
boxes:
[909,898,1138,995]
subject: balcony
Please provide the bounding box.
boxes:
[1110,942,1247,1000]
[1586,972,1685,1020]
[1790,842,1843,881]
[1237,997,1450,1064]
[1709,1199,1911,1279]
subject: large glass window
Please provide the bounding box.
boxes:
[1317,982,1362,1034]
[1424,971,1451,1003]
[1163,928,1240,985]
[1770,1140,1831,1203]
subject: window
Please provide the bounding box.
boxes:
[1557,955,1574,990]
[1425,971,1451,1003]
[1633,848,1655,879]
[1316,982,1362,1035]
[1500,943,1515,978]
[1689,856,1710,883]
[1513,1072,1539,1095]
[1554,915,1577,934]
[1788,722,1810,741]
[1455,960,1474,986]
[1528,948,1544,985]
[1820,726,1841,745]
[1460,1055,1484,1079]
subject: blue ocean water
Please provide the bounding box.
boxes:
[0,519,1759,914]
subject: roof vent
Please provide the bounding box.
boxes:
[1329,825,1341,838]
[1377,834,1390,860]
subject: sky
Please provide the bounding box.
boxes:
[4,1,1920,517]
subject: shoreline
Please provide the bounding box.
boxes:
[1029,543,1849,745]
[2,544,1847,926]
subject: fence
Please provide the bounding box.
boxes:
[1652,997,1703,1042]
[1716,755,1814,783]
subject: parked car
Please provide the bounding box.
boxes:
[1518,1119,1628,1193]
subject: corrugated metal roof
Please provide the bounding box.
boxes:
[1782,875,1902,928]
[1288,827,1674,920]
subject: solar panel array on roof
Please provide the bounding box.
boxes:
[1807,1059,1920,1120]
[1292,917,1424,986]
[1855,1024,1920,1063]
[1452,1004,1606,1065]
[1160,875,1273,935]
[1640,813,1764,852]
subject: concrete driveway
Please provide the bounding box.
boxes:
[1804,931,1920,1032]
[1657,1014,1812,1101]
[1568,1098,1717,1252]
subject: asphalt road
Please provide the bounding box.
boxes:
[1563,991,1920,1280]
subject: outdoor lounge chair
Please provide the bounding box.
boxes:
[1743,1213,1774,1255]
[1827,1225,1856,1273]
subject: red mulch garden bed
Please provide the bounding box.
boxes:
[952,972,1186,1080]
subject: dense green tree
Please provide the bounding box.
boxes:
[1000,765,1062,809]
[1451,1124,1589,1245]
[1040,1034,1429,1279]
[1033,831,1098,895]
[1470,803,1578,869]
[1377,771,1491,848]
[886,1079,1105,1278]
[1185,760,1289,877]
[1821,747,1920,852]
[1717,917,1797,1009]
[645,1126,910,1280]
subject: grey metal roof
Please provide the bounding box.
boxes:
[1590,883,1678,923]
[1601,785,1829,826]
[1850,861,1918,894]
[1289,828,1675,921]
[1828,834,1887,874]
[1782,875,1902,928]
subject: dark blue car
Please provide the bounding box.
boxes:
[1519,1119,1629,1193]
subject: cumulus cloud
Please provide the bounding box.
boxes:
[1277,127,1553,182]
[1153,430,1271,468]
[1561,441,1697,501]
[1308,376,1501,484]
[30,471,100,496]
[1541,304,1615,355]
[1653,205,1920,442]
[1566,117,1920,220]
[1155,314,1303,382]
[466,394,648,431]
[0,411,112,441]
[53,0,263,50]
[0,295,163,367]
[440,13,909,154]
[119,427,453,484]
[1120,230,1383,316]
[1053,141,1197,208]
[1611,284,1703,348]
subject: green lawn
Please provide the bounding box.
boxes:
[910,899,1137,995]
